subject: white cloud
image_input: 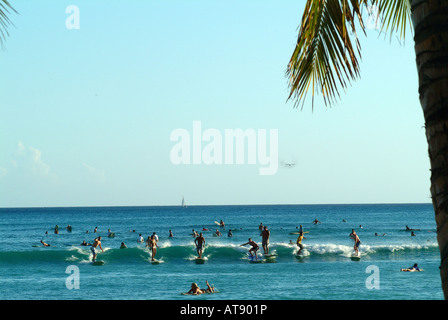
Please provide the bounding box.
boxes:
[82,162,106,181]
[0,167,8,179]
[13,141,51,176]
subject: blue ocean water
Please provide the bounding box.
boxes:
[0,204,442,300]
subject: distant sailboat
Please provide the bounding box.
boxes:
[181,196,187,208]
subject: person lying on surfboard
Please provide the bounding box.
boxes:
[240,238,259,259]
[185,280,215,295]
[40,240,50,247]
[401,263,421,272]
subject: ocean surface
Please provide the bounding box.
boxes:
[0,203,443,300]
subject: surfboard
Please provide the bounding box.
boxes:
[214,221,221,226]
[248,254,263,263]
[289,231,310,235]
[195,257,206,264]
[250,258,263,263]
[264,254,277,263]
[350,252,361,261]
[150,259,163,265]
[92,260,105,266]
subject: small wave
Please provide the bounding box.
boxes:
[0,241,439,265]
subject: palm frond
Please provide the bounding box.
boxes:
[286,0,412,109]
[0,0,18,49]
[373,0,412,40]
[286,0,365,109]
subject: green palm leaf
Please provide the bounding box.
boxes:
[0,0,17,49]
[286,0,411,109]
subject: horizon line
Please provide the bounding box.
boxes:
[0,202,433,210]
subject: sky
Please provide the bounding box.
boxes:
[0,0,431,207]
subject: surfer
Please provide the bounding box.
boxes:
[219,220,225,228]
[401,263,421,272]
[146,235,159,261]
[241,238,259,259]
[227,229,233,237]
[120,242,127,249]
[215,229,222,236]
[137,234,144,242]
[169,230,174,238]
[313,219,321,225]
[90,236,104,263]
[195,233,206,258]
[296,231,306,255]
[349,229,361,255]
[185,280,215,295]
[261,226,270,254]
[40,240,50,247]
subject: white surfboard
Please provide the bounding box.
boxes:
[350,252,361,261]
[150,259,163,265]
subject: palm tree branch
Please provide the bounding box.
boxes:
[286,0,364,109]
[287,0,412,109]
[0,0,17,49]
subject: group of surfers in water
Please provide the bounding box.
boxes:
[39,220,422,273]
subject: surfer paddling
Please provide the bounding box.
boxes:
[185,280,215,295]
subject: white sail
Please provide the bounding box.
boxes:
[181,197,186,207]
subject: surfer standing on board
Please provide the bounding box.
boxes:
[195,233,206,258]
[241,238,259,259]
[296,231,306,255]
[91,236,104,262]
[261,226,270,254]
[146,235,159,261]
[349,229,361,255]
